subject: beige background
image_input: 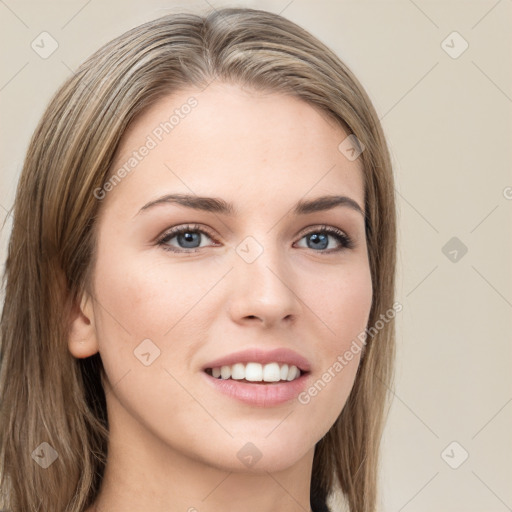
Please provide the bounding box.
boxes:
[1,1,511,511]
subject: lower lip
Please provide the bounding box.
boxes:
[202,371,310,407]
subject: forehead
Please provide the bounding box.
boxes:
[106,82,365,213]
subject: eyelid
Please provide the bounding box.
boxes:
[156,223,218,246]
[297,223,346,238]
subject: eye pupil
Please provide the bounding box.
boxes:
[178,231,200,248]
[308,233,328,250]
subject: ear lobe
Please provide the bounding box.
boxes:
[68,292,99,358]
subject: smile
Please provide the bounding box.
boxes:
[205,362,302,382]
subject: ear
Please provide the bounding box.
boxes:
[68,291,99,358]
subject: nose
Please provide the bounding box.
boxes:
[227,240,301,328]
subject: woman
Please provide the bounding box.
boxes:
[0,7,397,512]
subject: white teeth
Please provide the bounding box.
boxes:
[220,365,231,379]
[263,362,281,382]
[287,365,299,381]
[245,362,263,381]
[207,362,302,382]
[231,363,245,380]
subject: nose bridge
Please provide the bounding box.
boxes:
[228,231,299,324]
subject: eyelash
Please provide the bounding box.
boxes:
[156,223,354,254]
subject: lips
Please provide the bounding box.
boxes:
[203,370,310,407]
[201,347,312,373]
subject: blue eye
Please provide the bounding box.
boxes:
[157,224,216,252]
[156,224,354,253]
[296,226,354,251]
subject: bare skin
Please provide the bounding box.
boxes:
[69,82,372,512]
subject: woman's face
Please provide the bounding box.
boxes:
[74,82,372,474]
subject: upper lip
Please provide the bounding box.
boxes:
[202,347,312,373]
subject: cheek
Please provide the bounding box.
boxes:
[93,248,220,337]
[334,267,373,343]
[293,262,372,423]
[301,261,373,351]
[90,244,224,385]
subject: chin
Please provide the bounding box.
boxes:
[200,433,314,474]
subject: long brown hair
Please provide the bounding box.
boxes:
[0,7,396,511]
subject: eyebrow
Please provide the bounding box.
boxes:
[136,193,365,217]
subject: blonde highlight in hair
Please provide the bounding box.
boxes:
[0,8,396,512]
